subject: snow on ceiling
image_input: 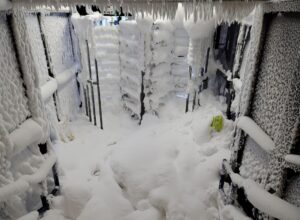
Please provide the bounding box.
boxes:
[5,0,300,21]
[8,0,261,21]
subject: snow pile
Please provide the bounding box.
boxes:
[145,20,174,115]
[94,24,121,113]
[39,93,234,220]
[119,20,144,119]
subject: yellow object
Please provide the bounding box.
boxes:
[211,115,223,132]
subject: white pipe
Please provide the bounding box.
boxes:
[285,154,300,166]
[9,119,43,157]
[224,161,300,220]
[40,77,58,102]
[237,116,275,153]
[56,64,80,90]
[0,152,57,202]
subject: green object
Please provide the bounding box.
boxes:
[211,115,223,132]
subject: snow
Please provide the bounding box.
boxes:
[16,211,39,220]
[237,116,275,153]
[220,205,251,220]
[37,92,234,220]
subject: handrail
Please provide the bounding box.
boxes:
[9,119,43,158]
[0,152,57,202]
[40,64,80,102]
[285,154,300,166]
[237,116,275,153]
[56,64,80,90]
[220,160,300,220]
[41,77,58,101]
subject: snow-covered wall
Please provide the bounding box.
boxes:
[94,24,121,113]
[145,20,174,115]
[119,20,144,119]
[0,9,82,218]
[0,10,50,218]
[25,14,60,141]
[42,14,80,123]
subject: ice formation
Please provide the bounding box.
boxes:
[0,1,299,220]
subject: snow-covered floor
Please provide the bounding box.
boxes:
[42,93,234,220]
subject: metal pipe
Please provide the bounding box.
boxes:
[86,85,92,122]
[95,59,104,130]
[86,40,97,126]
[83,87,88,116]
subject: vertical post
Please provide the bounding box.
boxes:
[204,47,210,74]
[139,71,145,125]
[52,164,60,195]
[95,59,103,130]
[83,87,88,116]
[185,94,189,113]
[86,40,96,126]
[86,85,92,122]
[185,66,192,113]
[192,90,196,111]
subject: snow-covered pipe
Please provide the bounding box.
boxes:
[9,119,43,158]
[285,154,300,166]
[237,116,275,153]
[40,77,58,102]
[222,160,300,220]
[0,152,56,202]
[56,64,80,90]
[244,179,300,220]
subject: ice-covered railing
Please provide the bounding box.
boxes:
[237,116,275,153]
[8,119,43,158]
[0,151,56,202]
[220,159,300,220]
[40,64,80,102]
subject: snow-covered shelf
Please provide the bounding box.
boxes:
[9,119,43,158]
[237,116,275,153]
[0,152,56,202]
[222,160,300,220]
[285,154,300,166]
